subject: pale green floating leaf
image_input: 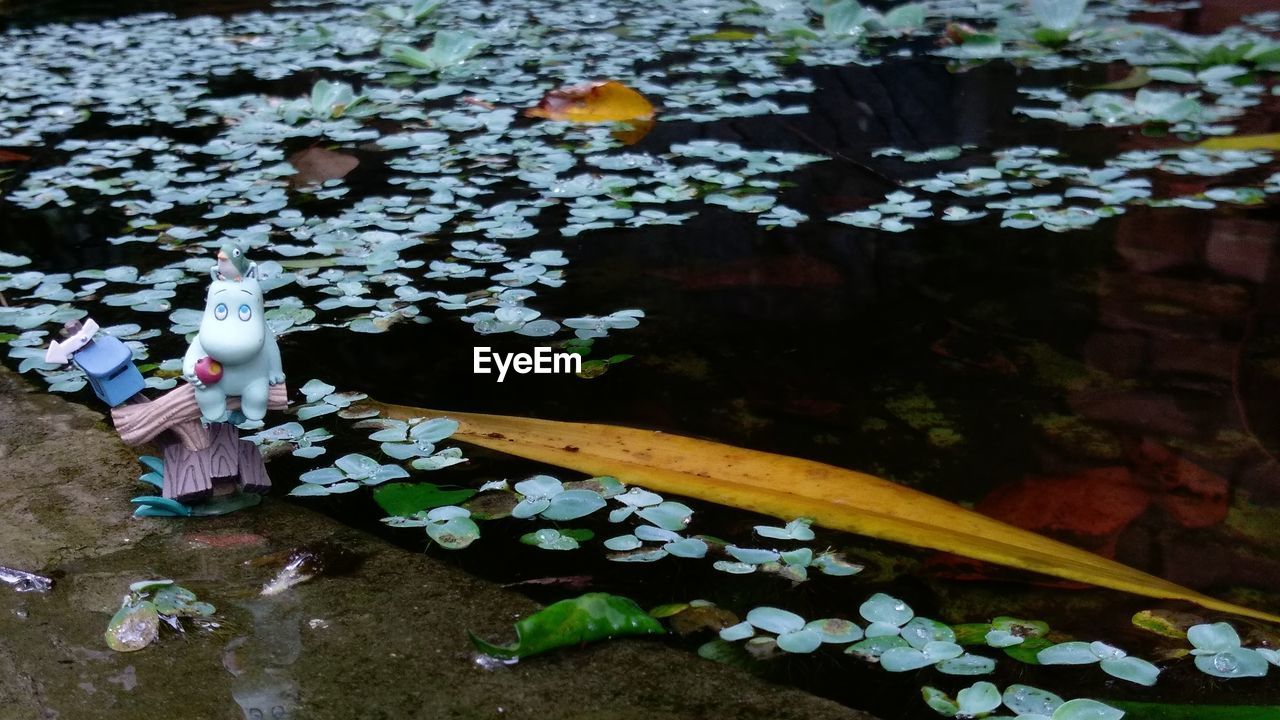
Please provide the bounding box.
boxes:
[719,621,755,641]
[923,641,965,662]
[521,528,580,551]
[902,617,956,649]
[663,538,708,558]
[1194,647,1270,678]
[1100,655,1160,686]
[1002,684,1063,716]
[1038,641,1100,665]
[515,474,564,500]
[410,417,459,442]
[335,453,379,480]
[1051,698,1125,720]
[985,629,1025,647]
[804,618,864,644]
[860,593,913,627]
[922,686,960,717]
[777,628,823,654]
[299,466,346,485]
[746,606,805,634]
[541,489,606,521]
[426,515,481,550]
[105,599,160,652]
[936,654,997,675]
[636,501,693,531]
[956,681,1002,717]
[1188,622,1242,654]
[880,646,933,672]
[300,379,336,403]
[846,635,909,661]
[727,546,780,564]
[604,534,642,551]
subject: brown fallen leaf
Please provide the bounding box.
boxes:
[525,80,655,123]
[288,146,359,187]
[0,150,30,163]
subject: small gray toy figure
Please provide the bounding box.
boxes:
[182,251,285,427]
[216,243,251,282]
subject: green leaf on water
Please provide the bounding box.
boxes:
[1004,635,1053,664]
[374,482,476,517]
[1106,701,1280,720]
[152,585,215,617]
[105,599,160,652]
[470,592,665,659]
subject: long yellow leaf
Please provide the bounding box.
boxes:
[361,400,1280,624]
[1197,133,1280,151]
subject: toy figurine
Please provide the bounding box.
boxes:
[216,243,250,282]
[182,260,285,427]
[40,246,292,507]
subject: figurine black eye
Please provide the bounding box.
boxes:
[238,304,252,321]
[214,303,228,320]
[232,248,241,257]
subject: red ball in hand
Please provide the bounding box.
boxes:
[194,356,223,385]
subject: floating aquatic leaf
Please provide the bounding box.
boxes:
[105,599,160,652]
[805,619,864,644]
[604,534,642,552]
[521,528,585,551]
[1003,684,1063,717]
[727,546,780,564]
[846,635,910,661]
[1101,655,1160,686]
[526,81,655,123]
[425,507,481,550]
[470,593,664,659]
[956,681,1002,717]
[720,621,755,641]
[541,489,607,521]
[881,647,935,672]
[903,617,956,649]
[777,628,823,654]
[936,654,997,676]
[410,418,460,443]
[663,538,708,558]
[1188,622,1242,654]
[636,501,693,531]
[922,687,960,717]
[1038,641,1101,665]
[860,593,914,628]
[374,482,476,517]
[515,474,564,500]
[755,518,815,541]
[746,607,805,635]
[1194,647,1270,679]
[1052,698,1125,720]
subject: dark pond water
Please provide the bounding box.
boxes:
[4,0,1280,716]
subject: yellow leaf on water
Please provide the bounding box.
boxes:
[525,80,656,123]
[357,399,1280,624]
[689,29,758,42]
[1197,133,1280,151]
